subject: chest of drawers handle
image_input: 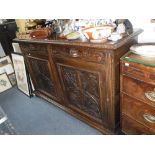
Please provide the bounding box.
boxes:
[69,49,79,58]
[143,113,155,123]
[145,91,155,102]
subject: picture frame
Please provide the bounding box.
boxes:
[0,56,14,76]
[8,73,17,86]
[12,43,22,53]
[0,73,12,93]
[0,56,12,67]
[0,63,14,75]
[11,53,31,96]
[3,63,14,74]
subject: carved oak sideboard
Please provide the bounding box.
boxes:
[14,29,142,134]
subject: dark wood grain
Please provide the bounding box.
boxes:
[20,43,49,56]
[121,75,155,107]
[122,93,155,131]
[122,115,155,135]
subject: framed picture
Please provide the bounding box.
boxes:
[12,43,22,53]
[8,73,17,86]
[11,53,31,96]
[0,63,14,75]
[0,73,12,93]
[0,56,12,66]
[0,56,14,76]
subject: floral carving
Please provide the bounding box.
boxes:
[52,45,105,63]
[61,66,102,119]
[29,57,56,97]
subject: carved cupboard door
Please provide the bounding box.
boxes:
[54,57,107,123]
[25,54,60,102]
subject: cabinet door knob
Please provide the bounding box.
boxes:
[69,49,79,57]
[28,53,31,56]
[145,91,155,102]
[143,113,155,123]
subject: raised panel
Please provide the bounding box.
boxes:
[26,55,57,99]
[61,66,102,119]
[55,58,106,122]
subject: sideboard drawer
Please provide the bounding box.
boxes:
[122,93,155,131]
[121,75,155,107]
[122,115,155,135]
[20,43,48,56]
[51,45,105,64]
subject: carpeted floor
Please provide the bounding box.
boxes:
[0,87,102,135]
[0,106,16,135]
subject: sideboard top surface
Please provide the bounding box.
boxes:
[14,29,143,50]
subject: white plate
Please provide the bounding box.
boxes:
[66,32,80,40]
[90,39,107,43]
[130,45,155,57]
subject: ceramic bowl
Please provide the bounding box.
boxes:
[108,32,122,41]
[82,25,115,40]
[130,45,155,57]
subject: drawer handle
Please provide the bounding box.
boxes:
[143,113,155,123]
[69,49,79,57]
[145,91,155,102]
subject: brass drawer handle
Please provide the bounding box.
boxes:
[143,113,155,123]
[145,91,155,102]
[69,49,79,58]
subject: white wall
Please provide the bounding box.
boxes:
[130,19,155,43]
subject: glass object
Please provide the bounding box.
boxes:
[121,50,155,67]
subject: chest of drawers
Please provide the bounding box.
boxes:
[121,51,155,134]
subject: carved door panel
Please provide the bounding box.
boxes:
[25,54,59,101]
[54,57,106,122]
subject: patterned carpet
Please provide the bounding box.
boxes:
[0,106,16,135]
